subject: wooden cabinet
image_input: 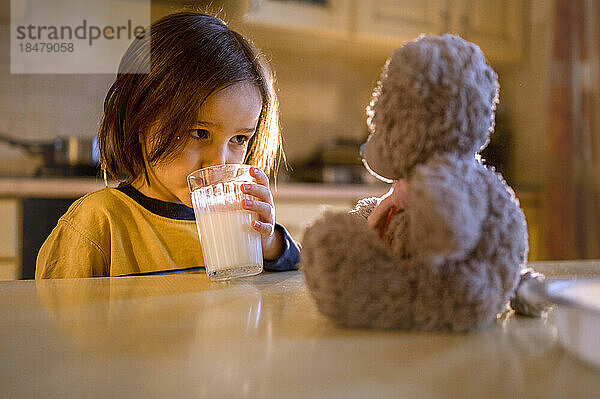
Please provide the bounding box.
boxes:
[0,195,77,280]
[0,199,21,280]
[356,0,447,43]
[245,0,352,33]
[272,182,387,241]
[518,191,541,261]
[245,0,524,63]
[276,186,541,261]
[356,0,524,63]
[275,198,354,241]
[447,0,524,63]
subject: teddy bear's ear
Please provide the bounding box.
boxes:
[361,132,399,182]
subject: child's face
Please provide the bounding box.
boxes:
[138,81,262,206]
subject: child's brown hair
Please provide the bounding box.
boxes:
[99,12,282,183]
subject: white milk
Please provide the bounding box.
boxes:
[194,209,263,278]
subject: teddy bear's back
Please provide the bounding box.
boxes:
[474,165,528,298]
[467,162,528,292]
[407,162,527,330]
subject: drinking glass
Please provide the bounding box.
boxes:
[187,164,263,281]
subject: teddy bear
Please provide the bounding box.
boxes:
[300,34,547,332]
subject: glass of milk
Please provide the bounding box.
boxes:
[187,164,263,281]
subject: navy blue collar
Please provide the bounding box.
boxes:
[117,184,195,221]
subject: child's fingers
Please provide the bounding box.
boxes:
[243,198,274,225]
[249,167,269,188]
[251,220,274,237]
[244,167,276,238]
[241,183,273,205]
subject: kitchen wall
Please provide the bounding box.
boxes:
[261,45,383,162]
[0,0,375,175]
[239,1,553,190]
[0,0,552,191]
[0,25,114,175]
[0,1,245,176]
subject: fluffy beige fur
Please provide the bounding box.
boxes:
[301,34,545,332]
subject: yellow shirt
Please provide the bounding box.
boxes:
[36,187,203,278]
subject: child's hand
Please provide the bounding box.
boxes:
[241,167,284,260]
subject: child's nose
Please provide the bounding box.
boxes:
[202,144,228,168]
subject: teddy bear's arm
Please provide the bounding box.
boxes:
[406,162,487,265]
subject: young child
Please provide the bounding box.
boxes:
[35,12,300,278]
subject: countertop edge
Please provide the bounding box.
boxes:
[0,178,391,200]
[0,177,539,202]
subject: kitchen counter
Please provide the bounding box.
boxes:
[0,177,390,200]
[1,262,599,398]
[0,176,539,201]
[0,177,112,199]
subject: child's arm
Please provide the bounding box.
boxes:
[263,224,300,271]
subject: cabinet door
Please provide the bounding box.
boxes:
[0,199,19,258]
[356,0,448,44]
[245,0,352,33]
[275,199,353,240]
[0,259,19,280]
[448,0,524,63]
[0,199,20,280]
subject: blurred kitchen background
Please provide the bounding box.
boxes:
[0,0,599,279]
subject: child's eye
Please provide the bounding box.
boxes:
[190,129,209,139]
[230,135,250,145]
